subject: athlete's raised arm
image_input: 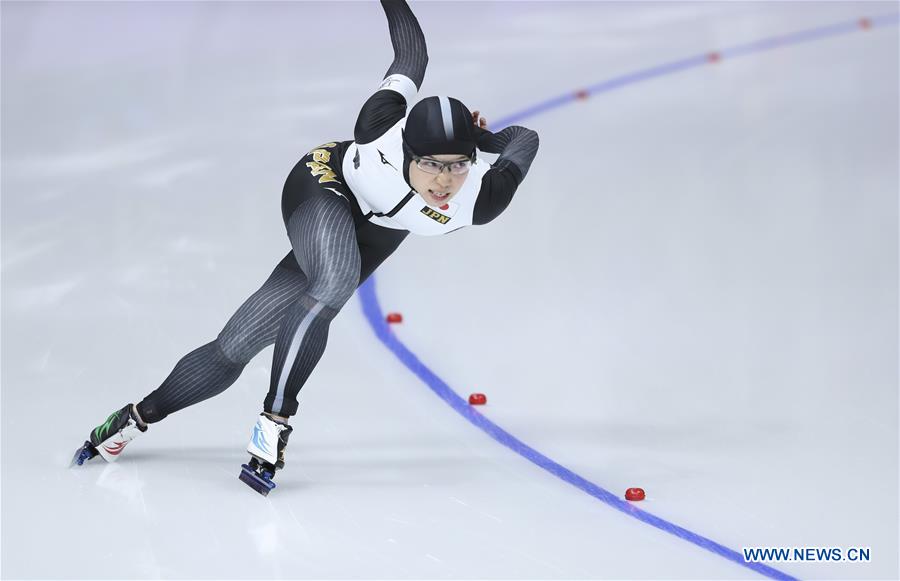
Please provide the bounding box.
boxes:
[472,122,540,225]
[354,0,428,145]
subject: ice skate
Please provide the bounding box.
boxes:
[239,412,293,496]
[71,403,148,467]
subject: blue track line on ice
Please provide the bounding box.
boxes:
[359,280,795,581]
[359,13,897,580]
[493,12,898,130]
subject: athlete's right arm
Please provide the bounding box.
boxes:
[472,125,540,225]
[354,0,428,145]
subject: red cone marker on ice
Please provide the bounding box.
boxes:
[468,393,487,405]
[625,487,645,501]
[386,312,403,324]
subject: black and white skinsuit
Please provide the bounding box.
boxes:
[135,0,540,425]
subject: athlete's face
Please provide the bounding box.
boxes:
[409,154,470,207]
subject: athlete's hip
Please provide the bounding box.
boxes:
[281,140,356,223]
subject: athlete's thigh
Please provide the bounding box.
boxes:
[282,163,362,315]
[283,148,360,274]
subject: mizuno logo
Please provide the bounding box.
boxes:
[377,150,397,171]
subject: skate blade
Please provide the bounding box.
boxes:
[239,463,276,496]
[69,441,98,468]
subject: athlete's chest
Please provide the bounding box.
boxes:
[349,140,406,193]
[342,134,483,236]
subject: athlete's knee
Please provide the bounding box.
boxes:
[218,292,281,365]
[306,264,359,310]
[303,236,361,310]
[216,331,263,366]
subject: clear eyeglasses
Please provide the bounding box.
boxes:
[414,157,473,175]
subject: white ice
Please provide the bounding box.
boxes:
[1,2,897,579]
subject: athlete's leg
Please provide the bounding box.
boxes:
[136,264,309,424]
[263,191,361,418]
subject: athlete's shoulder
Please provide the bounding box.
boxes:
[354,74,417,145]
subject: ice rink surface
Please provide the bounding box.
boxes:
[2,1,898,579]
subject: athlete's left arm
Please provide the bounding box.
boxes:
[354,0,428,145]
[472,125,540,225]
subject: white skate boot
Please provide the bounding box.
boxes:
[239,412,293,496]
[71,403,148,466]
